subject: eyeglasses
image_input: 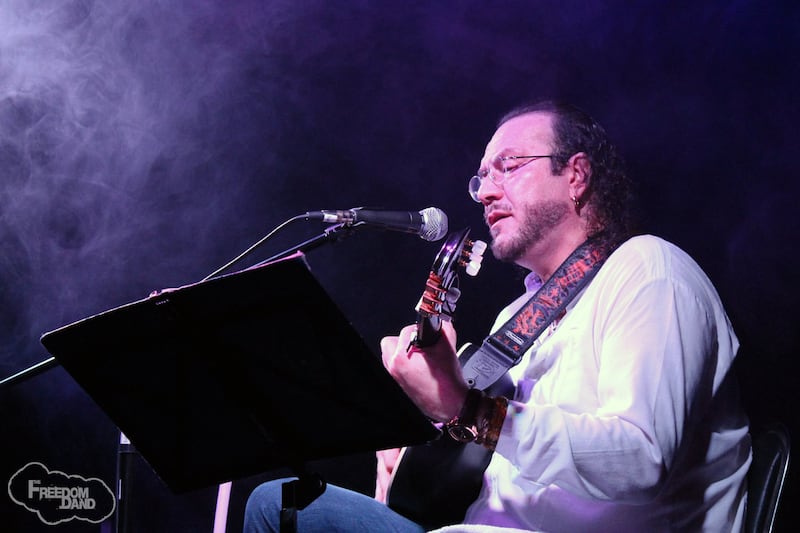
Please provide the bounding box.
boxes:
[468,154,554,202]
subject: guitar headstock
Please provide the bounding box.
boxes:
[414,228,487,347]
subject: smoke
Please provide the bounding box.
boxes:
[0,5,302,526]
[0,0,278,356]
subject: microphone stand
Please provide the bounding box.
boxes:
[0,221,359,533]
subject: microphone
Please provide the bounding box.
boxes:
[305,207,448,241]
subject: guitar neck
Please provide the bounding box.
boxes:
[414,315,441,348]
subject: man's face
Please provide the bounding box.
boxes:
[476,112,571,264]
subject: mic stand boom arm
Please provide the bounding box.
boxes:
[260,221,358,266]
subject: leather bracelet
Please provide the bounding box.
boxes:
[475,395,508,451]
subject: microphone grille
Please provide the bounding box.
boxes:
[419,207,449,241]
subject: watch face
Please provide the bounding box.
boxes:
[447,424,478,443]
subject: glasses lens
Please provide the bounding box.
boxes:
[490,154,507,175]
[468,175,482,202]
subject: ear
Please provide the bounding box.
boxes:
[566,152,591,201]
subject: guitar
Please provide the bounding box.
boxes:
[386,228,513,530]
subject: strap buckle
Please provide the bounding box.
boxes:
[459,340,522,390]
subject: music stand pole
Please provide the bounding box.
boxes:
[280,471,326,533]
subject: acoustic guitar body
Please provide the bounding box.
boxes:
[387,373,513,530]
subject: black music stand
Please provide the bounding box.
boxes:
[40,253,439,531]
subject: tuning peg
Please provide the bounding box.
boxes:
[465,260,482,276]
[445,286,461,304]
[471,240,487,256]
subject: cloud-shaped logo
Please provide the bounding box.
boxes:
[8,462,116,525]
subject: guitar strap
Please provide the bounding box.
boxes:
[460,236,619,390]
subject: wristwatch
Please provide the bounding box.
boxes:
[445,388,483,443]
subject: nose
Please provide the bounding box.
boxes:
[476,176,504,205]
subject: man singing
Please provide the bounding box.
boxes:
[244,100,751,532]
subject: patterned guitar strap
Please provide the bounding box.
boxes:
[460,236,619,390]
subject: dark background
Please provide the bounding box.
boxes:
[1,1,798,531]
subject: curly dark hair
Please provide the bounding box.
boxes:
[498,100,637,248]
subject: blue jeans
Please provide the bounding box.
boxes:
[244,478,427,533]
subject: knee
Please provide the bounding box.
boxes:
[244,478,289,532]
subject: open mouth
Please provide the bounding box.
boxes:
[486,210,510,228]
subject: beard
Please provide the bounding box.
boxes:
[490,199,569,263]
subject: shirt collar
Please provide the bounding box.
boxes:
[523,271,543,293]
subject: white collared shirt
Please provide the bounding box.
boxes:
[460,235,751,533]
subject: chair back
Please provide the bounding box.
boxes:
[745,423,790,533]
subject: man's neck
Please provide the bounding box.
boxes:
[520,230,589,281]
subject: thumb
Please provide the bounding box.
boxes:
[380,335,399,367]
